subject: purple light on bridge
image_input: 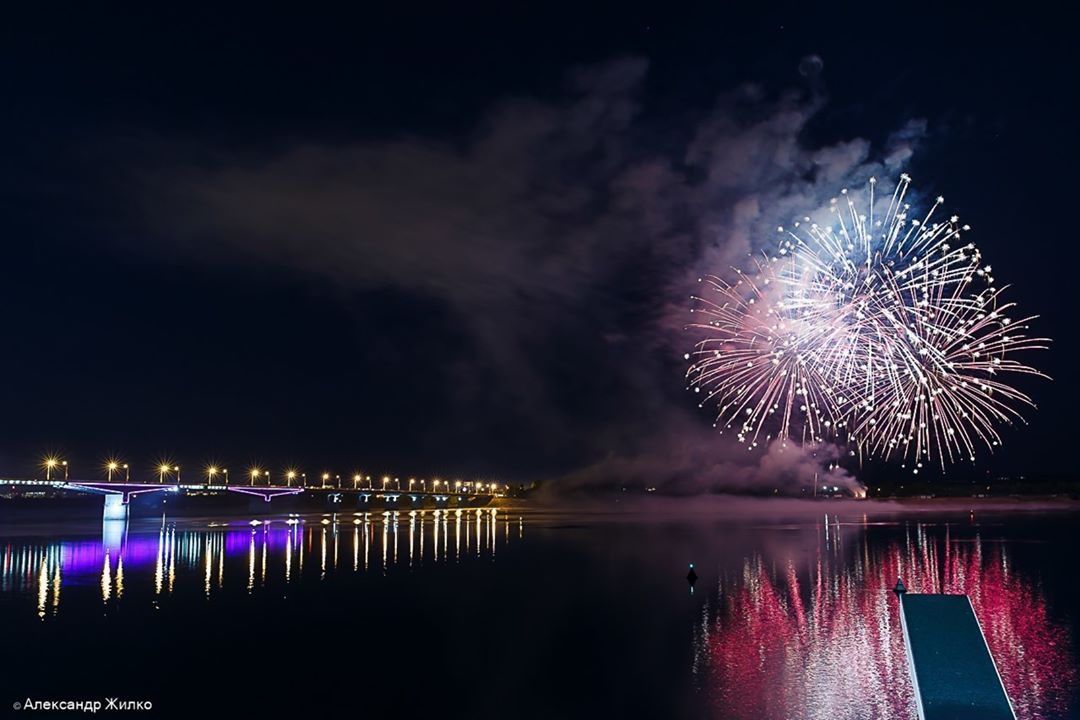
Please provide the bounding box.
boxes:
[225,487,305,502]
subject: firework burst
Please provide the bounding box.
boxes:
[686,175,1049,471]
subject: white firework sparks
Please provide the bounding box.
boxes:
[686,174,1049,471]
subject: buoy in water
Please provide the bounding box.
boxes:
[686,563,698,586]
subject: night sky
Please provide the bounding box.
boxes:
[1,3,1075,487]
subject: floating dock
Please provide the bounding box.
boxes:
[898,593,1016,720]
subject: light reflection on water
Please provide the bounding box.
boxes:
[1,508,509,615]
[692,516,1077,720]
[2,507,1077,719]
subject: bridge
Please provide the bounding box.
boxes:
[1,479,498,519]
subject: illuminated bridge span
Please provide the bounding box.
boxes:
[2,479,499,519]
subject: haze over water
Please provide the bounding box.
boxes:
[2,506,1078,719]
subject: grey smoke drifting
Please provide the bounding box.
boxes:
[138,58,923,495]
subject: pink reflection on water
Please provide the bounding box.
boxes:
[694,521,1076,720]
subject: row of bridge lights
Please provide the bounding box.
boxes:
[41,456,499,494]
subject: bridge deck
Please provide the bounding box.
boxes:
[899,594,1015,720]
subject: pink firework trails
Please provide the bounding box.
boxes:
[687,175,1049,471]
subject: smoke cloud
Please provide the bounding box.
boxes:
[136,57,923,495]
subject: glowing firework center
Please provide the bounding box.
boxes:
[687,175,1048,471]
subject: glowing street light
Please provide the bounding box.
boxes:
[44,457,59,480]
[123,463,130,482]
[353,474,361,489]
[174,466,180,484]
[408,478,415,491]
[223,468,229,486]
[208,467,219,485]
[264,470,270,486]
[62,461,69,481]
[382,476,389,491]
[286,470,297,487]
[322,473,330,488]
[250,468,261,486]
[107,461,119,482]
[158,463,171,483]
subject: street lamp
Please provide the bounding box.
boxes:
[287,470,297,487]
[222,468,229,486]
[353,474,361,489]
[208,467,219,485]
[123,464,130,482]
[322,473,330,488]
[382,476,389,491]
[409,478,415,491]
[174,466,180,484]
[158,464,171,483]
[107,461,119,482]
[44,457,59,481]
[250,468,260,486]
[264,470,270,486]
[62,461,69,481]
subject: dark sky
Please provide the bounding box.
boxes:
[1,2,1076,486]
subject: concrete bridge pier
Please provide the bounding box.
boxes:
[103,493,128,521]
[102,516,128,554]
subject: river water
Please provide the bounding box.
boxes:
[1,505,1078,718]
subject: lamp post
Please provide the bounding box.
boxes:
[287,471,297,487]
[62,461,69,481]
[45,458,58,481]
[174,466,180,484]
[208,467,218,486]
[250,469,259,486]
[353,474,361,490]
[223,468,229,486]
[322,473,330,489]
[107,462,119,482]
[264,470,270,487]
[382,476,389,491]
[159,464,171,484]
[123,464,129,482]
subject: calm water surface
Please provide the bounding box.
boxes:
[1,506,1078,719]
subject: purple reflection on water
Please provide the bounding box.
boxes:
[56,523,300,577]
[223,525,297,554]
